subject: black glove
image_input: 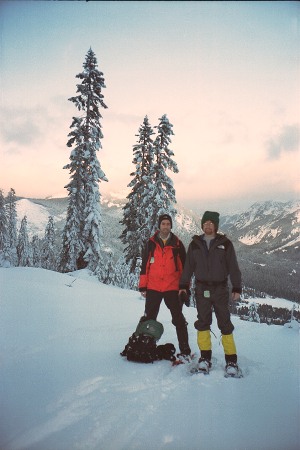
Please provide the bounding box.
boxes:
[179,290,190,307]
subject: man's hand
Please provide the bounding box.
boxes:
[179,289,190,307]
[231,292,240,301]
[140,291,147,298]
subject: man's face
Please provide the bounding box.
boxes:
[159,219,172,237]
[203,221,216,236]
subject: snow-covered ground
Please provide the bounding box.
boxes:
[16,199,51,237]
[1,267,299,450]
[16,199,66,238]
[243,295,298,310]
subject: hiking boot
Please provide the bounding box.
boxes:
[198,357,211,373]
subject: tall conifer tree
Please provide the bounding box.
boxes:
[120,115,179,276]
[42,216,56,270]
[0,190,8,249]
[5,188,18,266]
[17,216,31,267]
[0,189,9,266]
[120,116,154,273]
[60,48,108,272]
[31,235,41,268]
[149,114,178,234]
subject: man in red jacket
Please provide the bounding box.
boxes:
[139,214,191,359]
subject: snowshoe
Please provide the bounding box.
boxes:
[224,362,243,378]
[190,357,211,375]
[173,352,195,366]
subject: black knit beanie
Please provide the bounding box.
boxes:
[201,211,220,230]
[158,214,173,229]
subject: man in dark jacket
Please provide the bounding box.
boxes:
[139,213,191,359]
[179,211,242,376]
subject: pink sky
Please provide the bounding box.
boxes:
[1,1,299,211]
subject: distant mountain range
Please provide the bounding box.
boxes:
[222,200,300,254]
[17,194,300,302]
[221,200,299,302]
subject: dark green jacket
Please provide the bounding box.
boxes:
[179,233,242,294]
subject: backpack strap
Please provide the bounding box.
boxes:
[140,239,156,276]
[171,236,185,272]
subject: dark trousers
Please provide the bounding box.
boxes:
[144,290,190,354]
[194,283,234,335]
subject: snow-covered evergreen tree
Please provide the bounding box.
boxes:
[0,190,8,250]
[189,274,197,308]
[120,114,179,274]
[110,256,131,289]
[17,216,31,267]
[0,189,10,267]
[5,188,18,266]
[149,114,178,234]
[120,116,154,273]
[248,302,261,323]
[41,216,56,270]
[128,256,142,290]
[31,235,42,268]
[97,250,114,284]
[60,48,108,273]
[60,195,84,272]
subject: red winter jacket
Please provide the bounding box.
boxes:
[139,231,186,292]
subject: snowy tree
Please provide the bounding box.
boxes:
[285,304,299,328]
[5,188,18,266]
[128,256,142,290]
[60,195,84,272]
[110,256,131,289]
[31,235,42,268]
[0,190,8,250]
[120,115,179,274]
[248,302,260,323]
[120,116,154,273]
[96,250,114,284]
[41,216,57,270]
[149,114,178,234]
[189,274,197,308]
[60,48,108,273]
[17,216,31,267]
[0,189,10,267]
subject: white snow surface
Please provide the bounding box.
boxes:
[1,267,299,450]
[16,199,50,237]
[16,199,66,238]
[243,295,297,310]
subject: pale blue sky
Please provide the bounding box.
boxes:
[0,1,299,211]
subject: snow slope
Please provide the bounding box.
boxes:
[1,268,299,450]
[16,199,66,238]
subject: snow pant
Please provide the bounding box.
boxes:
[144,289,191,355]
[194,282,237,363]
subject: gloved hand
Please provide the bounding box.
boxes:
[179,290,190,307]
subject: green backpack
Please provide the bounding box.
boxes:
[134,319,164,341]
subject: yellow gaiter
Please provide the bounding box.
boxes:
[222,334,237,355]
[197,330,211,351]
